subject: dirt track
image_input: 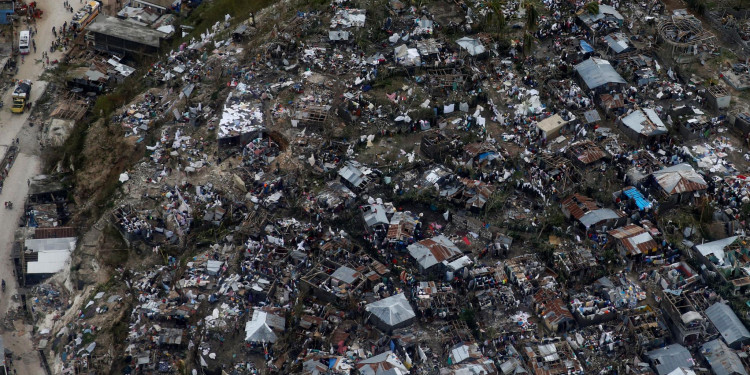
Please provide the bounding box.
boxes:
[0,0,73,372]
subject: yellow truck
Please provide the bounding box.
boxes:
[11,80,31,114]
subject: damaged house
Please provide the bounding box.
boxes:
[302,260,365,304]
[693,236,750,295]
[407,235,470,275]
[619,108,668,145]
[523,340,584,375]
[533,289,575,332]
[608,224,658,259]
[561,193,625,232]
[649,164,708,205]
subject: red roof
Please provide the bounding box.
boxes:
[561,194,600,220]
[33,227,76,239]
[608,224,658,255]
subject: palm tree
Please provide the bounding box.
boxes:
[486,0,507,35]
[522,1,538,56]
[522,30,534,56]
[525,3,539,32]
[584,1,599,15]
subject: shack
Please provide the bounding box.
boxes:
[575,58,627,94]
[364,293,416,332]
[535,114,568,139]
[619,109,668,145]
[649,164,707,204]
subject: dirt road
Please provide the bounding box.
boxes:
[0,0,75,372]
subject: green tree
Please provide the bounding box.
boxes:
[584,1,599,15]
[522,31,535,56]
[486,0,507,36]
[525,3,539,31]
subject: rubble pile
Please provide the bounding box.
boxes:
[14,0,750,374]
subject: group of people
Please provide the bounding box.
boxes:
[4,201,13,209]
[62,0,76,13]
[50,23,73,54]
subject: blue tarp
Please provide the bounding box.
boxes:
[623,187,652,210]
[477,151,496,161]
[579,40,594,53]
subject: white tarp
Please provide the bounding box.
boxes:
[394,45,420,66]
[456,37,486,56]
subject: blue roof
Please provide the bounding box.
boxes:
[623,187,652,210]
[579,40,594,53]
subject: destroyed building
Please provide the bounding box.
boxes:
[12,0,750,374]
[561,193,626,231]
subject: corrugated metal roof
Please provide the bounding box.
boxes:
[25,237,77,275]
[600,93,626,109]
[575,58,626,90]
[652,164,707,195]
[408,235,462,270]
[579,208,623,228]
[583,109,602,124]
[562,194,600,220]
[705,302,750,348]
[331,266,359,284]
[609,224,643,238]
[33,227,76,239]
[609,224,657,255]
[442,359,498,375]
[627,232,658,254]
[578,4,624,24]
[621,109,667,136]
[357,351,409,375]
[542,299,574,325]
[603,33,630,53]
[25,237,77,252]
[387,222,413,241]
[694,236,739,266]
[444,255,473,271]
[27,250,72,274]
[701,339,747,375]
[568,140,606,164]
[363,204,389,227]
[339,162,366,187]
[365,293,416,327]
[646,345,693,375]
